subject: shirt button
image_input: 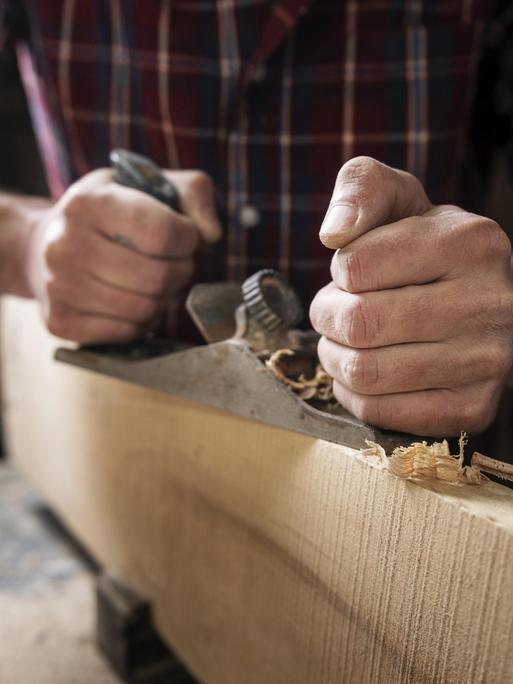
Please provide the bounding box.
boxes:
[239,204,260,229]
[252,65,266,82]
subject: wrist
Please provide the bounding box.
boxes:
[0,195,52,298]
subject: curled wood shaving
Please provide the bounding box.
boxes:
[264,348,334,402]
[361,433,492,486]
[470,452,513,484]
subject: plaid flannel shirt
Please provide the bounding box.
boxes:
[0,1,497,306]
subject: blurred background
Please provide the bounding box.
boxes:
[0,43,47,195]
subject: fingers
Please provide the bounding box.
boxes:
[47,229,194,297]
[318,336,512,395]
[310,281,512,348]
[330,207,512,293]
[319,156,432,250]
[63,180,200,258]
[62,166,222,254]
[330,214,448,293]
[47,272,166,324]
[43,254,193,343]
[43,225,194,343]
[45,301,143,344]
[164,170,222,243]
[331,380,502,436]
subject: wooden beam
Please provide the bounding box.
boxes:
[2,297,513,683]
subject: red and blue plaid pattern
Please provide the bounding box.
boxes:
[6,1,490,305]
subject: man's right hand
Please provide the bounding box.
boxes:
[23,168,221,343]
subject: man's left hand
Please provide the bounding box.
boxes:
[309,157,513,436]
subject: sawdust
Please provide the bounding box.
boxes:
[262,348,334,402]
[361,433,513,486]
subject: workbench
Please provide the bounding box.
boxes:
[3,297,513,684]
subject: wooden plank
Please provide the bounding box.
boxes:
[2,296,513,684]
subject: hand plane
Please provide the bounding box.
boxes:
[55,150,409,452]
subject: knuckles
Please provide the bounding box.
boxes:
[134,208,198,258]
[138,213,173,256]
[334,157,384,209]
[43,228,95,272]
[45,303,73,340]
[341,390,386,429]
[59,170,110,217]
[309,289,332,336]
[138,260,172,296]
[337,156,384,187]
[342,349,380,394]
[483,291,513,331]
[468,217,511,259]
[43,240,63,271]
[479,344,513,382]
[331,248,366,293]
[45,276,66,304]
[452,388,499,434]
[310,287,379,348]
[468,288,513,335]
[341,296,378,348]
[335,157,424,209]
[168,259,194,293]
[61,192,88,220]
[128,296,160,324]
[453,214,511,262]
[184,169,214,196]
[136,258,192,297]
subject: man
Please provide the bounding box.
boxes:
[1,1,513,437]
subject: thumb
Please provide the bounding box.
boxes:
[319,156,433,250]
[164,170,222,243]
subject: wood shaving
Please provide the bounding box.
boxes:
[264,348,334,402]
[360,433,506,486]
[470,452,513,484]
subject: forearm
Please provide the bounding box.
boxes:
[0,191,52,297]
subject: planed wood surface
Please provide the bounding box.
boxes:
[2,297,513,684]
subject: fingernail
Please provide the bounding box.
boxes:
[320,203,358,237]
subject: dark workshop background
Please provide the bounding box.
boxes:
[0,43,47,195]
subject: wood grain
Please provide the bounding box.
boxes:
[2,297,513,684]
